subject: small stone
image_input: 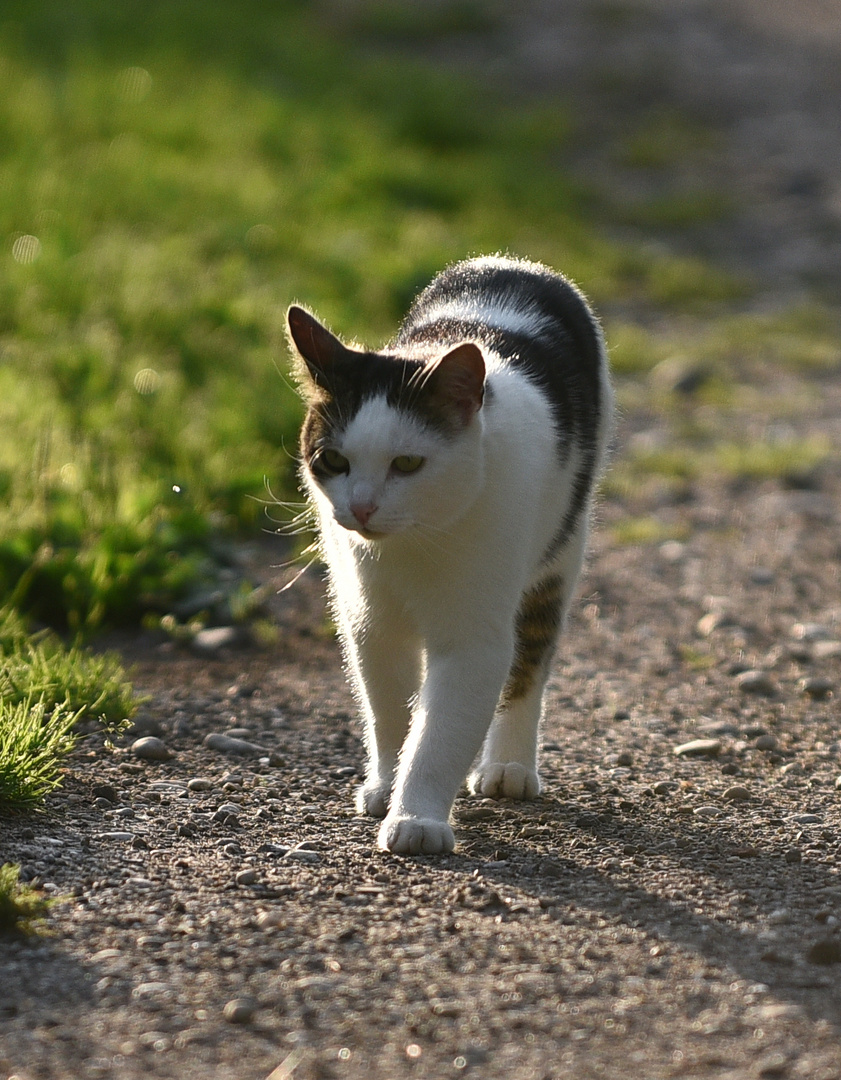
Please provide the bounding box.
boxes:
[736,670,776,696]
[749,567,775,586]
[754,734,779,751]
[693,805,722,818]
[806,938,841,965]
[223,997,258,1024]
[658,540,685,563]
[235,869,258,886]
[697,611,735,636]
[799,676,834,699]
[91,784,119,803]
[615,751,634,767]
[187,778,214,792]
[792,813,822,824]
[792,622,833,642]
[192,627,240,654]
[780,762,803,776]
[674,738,721,758]
[257,910,285,930]
[652,781,679,796]
[131,737,173,762]
[284,849,321,864]
[784,848,802,864]
[723,785,751,802]
[204,733,263,756]
[814,640,841,660]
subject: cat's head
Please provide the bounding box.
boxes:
[288,305,485,541]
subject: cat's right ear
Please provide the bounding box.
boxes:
[287,306,345,392]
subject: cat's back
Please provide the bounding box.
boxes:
[394,256,609,456]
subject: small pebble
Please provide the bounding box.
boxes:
[658,540,685,563]
[749,567,775,586]
[187,778,214,792]
[792,623,833,642]
[806,939,841,966]
[784,848,802,864]
[257,910,285,930]
[284,849,321,864]
[723,785,751,802]
[792,813,822,824]
[754,734,778,752]
[235,869,259,886]
[204,733,263,756]
[693,805,722,818]
[736,670,776,696]
[652,781,679,796]
[780,762,803,776]
[814,640,841,660]
[799,676,834,699]
[223,997,258,1024]
[674,738,721,758]
[697,611,735,636]
[615,751,634,767]
[192,627,240,654]
[131,737,173,762]
[91,784,119,803]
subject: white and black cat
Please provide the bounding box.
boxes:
[287,255,612,855]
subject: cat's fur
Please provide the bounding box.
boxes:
[288,255,612,854]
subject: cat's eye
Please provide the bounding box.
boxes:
[391,455,425,475]
[316,448,350,475]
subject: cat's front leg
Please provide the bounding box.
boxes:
[379,636,513,854]
[344,623,420,819]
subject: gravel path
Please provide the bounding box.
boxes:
[2,4,841,1079]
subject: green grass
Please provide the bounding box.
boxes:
[0,0,835,624]
[0,700,82,810]
[0,606,136,811]
[0,863,53,935]
[0,0,635,630]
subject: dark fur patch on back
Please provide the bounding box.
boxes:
[394,259,606,557]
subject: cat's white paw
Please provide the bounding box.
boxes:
[469,762,540,801]
[356,780,391,818]
[378,815,455,855]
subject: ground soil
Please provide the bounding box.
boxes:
[2,4,841,1079]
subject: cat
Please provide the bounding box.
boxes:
[287,255,612,855]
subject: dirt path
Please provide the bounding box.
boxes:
[3,4,841,1079]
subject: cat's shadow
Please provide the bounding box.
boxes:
[439,791,840,1028]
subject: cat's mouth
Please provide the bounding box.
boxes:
[339,521,388,541]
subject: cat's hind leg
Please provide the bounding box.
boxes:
[469,573,567,801]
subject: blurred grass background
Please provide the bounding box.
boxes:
[1,0,837,633]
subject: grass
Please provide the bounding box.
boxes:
[0,606,137,812]
[0,863,53,935]
[0,0,771,632]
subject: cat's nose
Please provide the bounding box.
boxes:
[350,500,378,527]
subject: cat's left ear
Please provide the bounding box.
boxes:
[425,342,486,427]
[287,305,346,392]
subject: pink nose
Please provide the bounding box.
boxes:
[350,501,377,527]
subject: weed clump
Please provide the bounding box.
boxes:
[0,863,53,935]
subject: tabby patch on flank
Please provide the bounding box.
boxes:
[288,255,613,854]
